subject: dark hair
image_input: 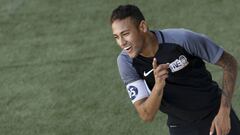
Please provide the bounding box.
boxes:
[110,4,145,26]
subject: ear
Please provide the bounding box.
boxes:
[138,20,148,33]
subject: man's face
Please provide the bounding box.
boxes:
[112,17,145,58]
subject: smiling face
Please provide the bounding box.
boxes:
[112,17,147,58]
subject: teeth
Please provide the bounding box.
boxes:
[124,46,131,50]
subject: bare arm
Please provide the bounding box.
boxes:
[216,51,238,110]
[134,83,164,122]
[210,51,238,135]
[133,58,169,122]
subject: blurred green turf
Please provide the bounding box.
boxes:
[0,0,239,135]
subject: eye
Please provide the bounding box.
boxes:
[122,32,129,36]
[114,35,118,39]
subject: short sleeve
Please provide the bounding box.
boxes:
[117,52,141,85]
[117,51,150,103]
[182,30,224,64]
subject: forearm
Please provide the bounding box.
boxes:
[140,84,164,121]
[209,51,238,135]
[135,60,169,122]
[219,52,238,111]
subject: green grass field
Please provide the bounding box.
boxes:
[0,0,239,134]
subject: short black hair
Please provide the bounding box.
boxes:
[110,4,145,26]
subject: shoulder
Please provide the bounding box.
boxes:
[159,28,223,64]
[117,51,140,85]
[161,28,204,44]
[117,50,131,63]
[117,50,133,70]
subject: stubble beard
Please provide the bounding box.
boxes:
[129,45,143,58]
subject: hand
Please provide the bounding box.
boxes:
[152,58,169,89]
[210,109,231,135]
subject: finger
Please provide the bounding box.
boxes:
[159,64,170,70]
[152,58,157,69]
[155,65,169,72]
[160,74,168,80]
[155,64,169,72]
[156,73,168,79]
[155,71,168,80]
[209,122,215,135]
[155,70,169,78]
[215,125,222,135]
[227,126,231,134]
[163,63,170,69]
[226,122,231,134]
[224,127,231,135]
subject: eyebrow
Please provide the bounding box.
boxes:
[113,29,130,36]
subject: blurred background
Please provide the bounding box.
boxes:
[0,0,239,134]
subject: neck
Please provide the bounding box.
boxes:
[140,31,159,57]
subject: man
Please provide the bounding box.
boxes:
[110,4,240,135]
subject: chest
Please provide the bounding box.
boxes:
[132,43,205,90]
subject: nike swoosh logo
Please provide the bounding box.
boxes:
[143,69,153,77]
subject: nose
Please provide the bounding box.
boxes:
[118,37,127,48]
